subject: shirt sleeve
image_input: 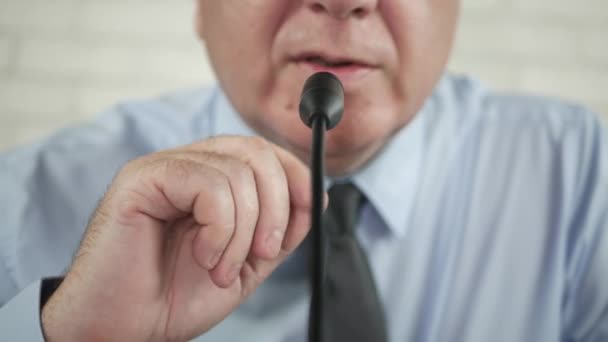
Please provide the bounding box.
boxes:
[562,111,608,341]
[0,280,46,341]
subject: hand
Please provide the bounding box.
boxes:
[41,136,320,341]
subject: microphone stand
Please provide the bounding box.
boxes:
[308,115,328,342]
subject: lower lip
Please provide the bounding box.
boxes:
[296,61,374,85]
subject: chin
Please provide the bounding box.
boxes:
[266,114,394,176]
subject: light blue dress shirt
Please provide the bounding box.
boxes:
[0,74,606,341]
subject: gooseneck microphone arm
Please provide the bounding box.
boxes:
[299,72,344,342]
[309,115,327,342]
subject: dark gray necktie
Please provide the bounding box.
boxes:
[324,183,388,342]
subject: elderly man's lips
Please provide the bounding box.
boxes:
[296,60,374,84]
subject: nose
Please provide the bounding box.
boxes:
[306,0,379,19]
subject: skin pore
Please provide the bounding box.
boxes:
[195,0,460,176]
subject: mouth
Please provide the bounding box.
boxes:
[303,56,358,68]
[292,53,375,83]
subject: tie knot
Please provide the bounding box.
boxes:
[327,183,364,236]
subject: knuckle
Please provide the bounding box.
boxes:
[205,167,232,197]
[195,168,234,219]
[245,136,272,154]
[200,134,236,151]
[164,158,196,180]
[224,158,260,220]
[230,158,255,183]
[113,156,149,183]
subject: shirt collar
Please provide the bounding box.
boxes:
[347,104,426,237]
[211,86,427,238]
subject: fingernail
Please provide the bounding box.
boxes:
[208,251,222,269]
[226,263,242,283]
[266,229,283,257]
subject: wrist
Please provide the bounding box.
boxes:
[40,277,107,342]
[39,277,65,342]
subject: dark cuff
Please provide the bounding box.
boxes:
[39,277,64,311]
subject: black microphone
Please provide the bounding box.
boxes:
[299,72,344,130]
[299,72,344,342]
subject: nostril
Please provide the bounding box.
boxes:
[352,7,366,18]
[309,2,371,19]
[311,3,325,13]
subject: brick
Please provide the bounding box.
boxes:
[16,38,144,81]
[75,83,171,118]
[0,130,19,152]
[581,30,608,65]
[588,102,608,119]
[511,0,608,23]
[520,67,608,107]
[454,20,581,64]
[0,77,76,119]
[0,115,19,150]
[15,37,212,83]
[0,116,80,151]
[0,36,13,71]
[0,0,77,33]
[449,57,522,90]
[77,1,195,38]
[462,0,501,10]
[74,71,215,117]
[136,44,214,83]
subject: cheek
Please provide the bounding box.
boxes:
[381,1,458,113]
[199,1,291,117]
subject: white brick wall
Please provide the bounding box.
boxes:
[0,0,606,150]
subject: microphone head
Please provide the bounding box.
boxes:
[299,72,344,130]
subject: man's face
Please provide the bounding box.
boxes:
[196,0,459,175]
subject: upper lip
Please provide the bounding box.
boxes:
[290,50,375,68]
